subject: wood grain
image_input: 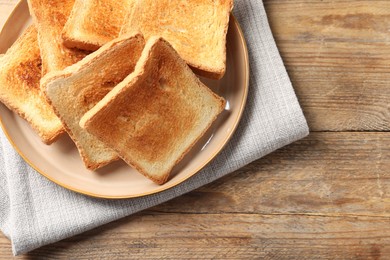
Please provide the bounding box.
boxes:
[2,213,390,260]
[265,0,390,131]
[158,132,390,216]
[1,0,390,259]
[1,132,390,259]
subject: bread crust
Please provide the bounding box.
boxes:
[0,26,64,144]
[80,37,225,184]
[41,33,145,170]
[120,0,233,79]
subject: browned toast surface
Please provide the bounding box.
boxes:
[62,0,135,51]
[41,33,145,170]
[27,0,89,75]
[0,26,64,144]
[120,0,233,79]
[80,37,225,184]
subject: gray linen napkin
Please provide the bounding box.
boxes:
[0,0,309,255]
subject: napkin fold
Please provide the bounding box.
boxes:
[0,0,309,255]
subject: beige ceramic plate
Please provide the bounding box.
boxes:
[0,0,249,199]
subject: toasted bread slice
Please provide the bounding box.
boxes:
[27,0,89,75]
[41,33,145,170]
[0,26,64,144]
[120,0,233,79]
[80,37,226,184]
[62,0,135,51]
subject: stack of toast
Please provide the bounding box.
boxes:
[0,0,233,184]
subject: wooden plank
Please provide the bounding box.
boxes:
[157,132,390,216]
[292,70,390,131]
[264,0,390,43]
[264,0,390,131]
[1,213,389,259]
[0,132,389,258]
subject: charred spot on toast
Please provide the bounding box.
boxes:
[14,57,42,90]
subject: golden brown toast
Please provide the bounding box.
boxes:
[62,0,135,51]
[120,0,233,79]
[27,0,89,75]
[0,26,64,144]
[41,33,145,170]
[80,37,226,184]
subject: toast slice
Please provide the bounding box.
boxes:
[0,26,64,144]
[62,0,135,51]
[120,0,233,79]
[41,33,145,170]
[80,37,226,184]
[27,0,89,75]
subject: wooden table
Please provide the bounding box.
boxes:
[1,0,389,258]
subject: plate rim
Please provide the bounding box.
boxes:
[0,0,250,199]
